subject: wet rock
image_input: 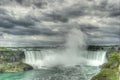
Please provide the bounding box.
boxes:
[23,64,33,71]
[0,69,4,73]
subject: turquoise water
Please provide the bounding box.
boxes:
[0,72,25,80]
[0,66,100,80]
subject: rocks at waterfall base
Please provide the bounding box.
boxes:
[0,48,33,73]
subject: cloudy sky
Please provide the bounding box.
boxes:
[0,0,120,47]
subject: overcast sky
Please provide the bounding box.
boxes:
[0,0,120,47]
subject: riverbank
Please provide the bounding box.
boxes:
[91,47,120,80]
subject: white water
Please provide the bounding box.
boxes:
[83,51,107,66]
[24,29,107,69]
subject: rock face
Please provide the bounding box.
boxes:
[23,64,33,71]
[0,49,33,73]
[0,51,25,63]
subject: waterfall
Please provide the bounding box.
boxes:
[24,29,107,69]
[24,50,51,68]
[84,51,107,66]
[24,51,42,68]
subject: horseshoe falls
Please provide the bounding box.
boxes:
[24,50,107,69]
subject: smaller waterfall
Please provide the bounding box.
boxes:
[84,51,107,66]
[24,50,43,68]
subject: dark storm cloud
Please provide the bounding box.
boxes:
[39,0,119,23]
[62,4,86,17]
[80,24,120,41]
[0,17,34,29]
[80,24,99,31]
[0,0,48,8]
[94,0,120,17]
[2,26,64,36]
[26,40,64,46]
[33,1,47,8]
[57,0,119,19]
[46,5,86,22]
[44,13,68,23]
[0,19,15,29]
[15,0,23,4]
[109,10,120,17]
[9,17,35,27]
[0,8,8,15]
[0,9,35,29]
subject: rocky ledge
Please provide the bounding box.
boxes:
[0,62,33,73]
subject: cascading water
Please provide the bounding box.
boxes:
[24,50,59,68]
[24,50,43,68]
[24,28,107,69]
[83,51,107,66]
